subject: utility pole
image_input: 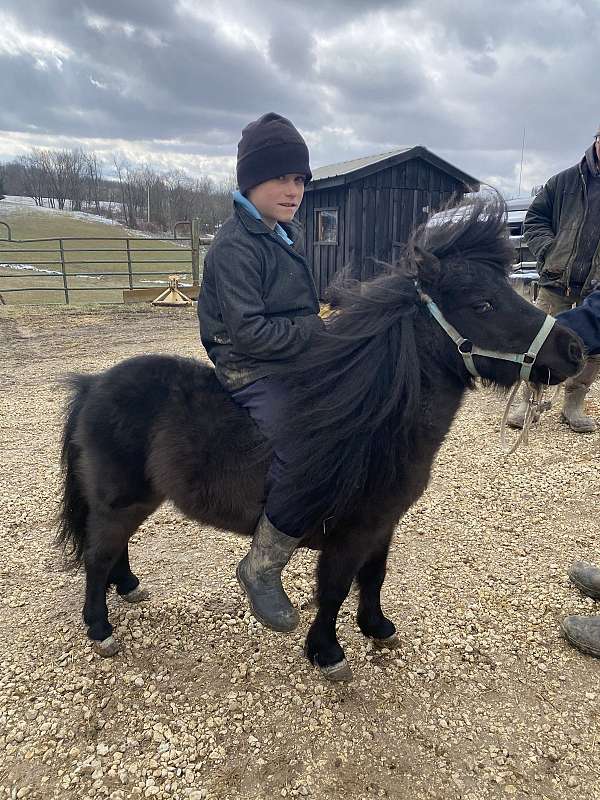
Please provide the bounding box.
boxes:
[518,128,526,196]
[191,218,200,287]
[147,184,150,224]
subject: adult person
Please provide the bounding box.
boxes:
[548,291,600,656]
[508,124,600,432]
[197,112,322,633]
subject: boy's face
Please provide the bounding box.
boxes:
[247,174,306,228]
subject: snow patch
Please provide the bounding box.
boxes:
[2,262,61,276]
[0,196,121,226]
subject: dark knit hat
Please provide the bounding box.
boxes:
[236,112,312,194]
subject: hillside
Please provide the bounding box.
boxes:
[0,198,202,305]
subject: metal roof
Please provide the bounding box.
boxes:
[310,148,412,181]
[307,145,480,191]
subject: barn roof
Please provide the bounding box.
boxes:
[306,145,480,191]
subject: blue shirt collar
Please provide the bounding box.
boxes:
[233,190,294,246]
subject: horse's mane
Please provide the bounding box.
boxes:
[271,197,510,532]
[418,195,513,276]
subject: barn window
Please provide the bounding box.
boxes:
[315,208,338,245]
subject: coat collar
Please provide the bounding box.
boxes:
[232,192,294,245]
[234,204,305,256]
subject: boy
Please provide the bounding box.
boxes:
[197,112,323,633]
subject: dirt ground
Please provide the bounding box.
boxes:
[2,303,600,800]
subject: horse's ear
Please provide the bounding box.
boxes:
[409,244,441,284]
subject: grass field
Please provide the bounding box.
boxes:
[0,202,207,305]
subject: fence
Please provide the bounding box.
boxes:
[0,219,213,305]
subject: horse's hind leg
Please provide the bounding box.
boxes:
[83,502,155,656]
[108,544,150,603]
[356,531,400,648]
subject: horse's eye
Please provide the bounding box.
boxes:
[473,301,493,314]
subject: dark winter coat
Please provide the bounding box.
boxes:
[557,289,600,355]
[197,203,322,390]
[523,144,600,296]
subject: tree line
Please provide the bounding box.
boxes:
[0,147,236,234]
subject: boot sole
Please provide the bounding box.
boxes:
[236,564,299,633]
[506,420,525,430]
[561,621,600,658]
[506,415,540,430]
[559,414,597,433]
[569,575,600,600]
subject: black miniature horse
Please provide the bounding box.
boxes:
[58,199,583,682]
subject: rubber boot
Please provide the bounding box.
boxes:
[561,615,600,658]
[561,357,600,433]
[236,511,300,632]
[568,561,600,599]
[506,384,539,430]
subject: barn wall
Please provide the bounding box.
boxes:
[301,185,346,297]
[301,157,469,296]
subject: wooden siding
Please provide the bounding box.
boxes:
[300,157,467,297]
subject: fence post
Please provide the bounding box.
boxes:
[59,238,69,304]
[191,218,200,287]
[125,239,133,289]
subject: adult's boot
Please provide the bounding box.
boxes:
[561,357,600,433]
[236,511,300,632]
[561,615,600,658]
[506,384,538,430]
[568,561,600,599]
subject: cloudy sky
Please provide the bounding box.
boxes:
[0,0,598,196]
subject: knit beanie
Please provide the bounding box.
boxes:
[236,112,312,195]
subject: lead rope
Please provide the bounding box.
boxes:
[500,379,559,454]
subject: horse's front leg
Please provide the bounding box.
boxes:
[305,533,365,682]
[356,530,400,648]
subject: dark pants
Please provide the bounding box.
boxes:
[231,377,303,538]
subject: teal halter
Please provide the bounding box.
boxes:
[419,291,556,382]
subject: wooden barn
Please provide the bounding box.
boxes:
[297,146,480,297]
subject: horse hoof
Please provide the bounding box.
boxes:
[373,633,401,649]
[92,635,120,658]
[319,658,353,682]
[121,586,150,603]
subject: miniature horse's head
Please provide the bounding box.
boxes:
[413,198,584,386]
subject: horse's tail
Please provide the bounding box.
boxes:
[56,373,96,566]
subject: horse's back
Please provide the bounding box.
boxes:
[70,354,268,531]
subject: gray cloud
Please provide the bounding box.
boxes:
[0,0,598,195]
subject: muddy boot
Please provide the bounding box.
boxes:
[506,384,537,430]
[568,561,600,599]
[236,511,300,633]
[561,615,600,658]
[561,357,600,432]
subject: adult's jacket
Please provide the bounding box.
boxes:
[557,290,600,355]
[197,203,322,390]
[523,145,600,297]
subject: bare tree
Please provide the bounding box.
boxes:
[113,154,137,227]
[83,151,103,213]
[18,150,48,205]
[3,147,235,233]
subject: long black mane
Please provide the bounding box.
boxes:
[271,198,512,532]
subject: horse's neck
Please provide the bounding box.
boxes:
[406,345,466,452]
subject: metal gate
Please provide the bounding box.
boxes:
[0,219,211,304]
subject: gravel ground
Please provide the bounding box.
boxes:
[1,304,600,800]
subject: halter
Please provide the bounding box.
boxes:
[418,289,556,382]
